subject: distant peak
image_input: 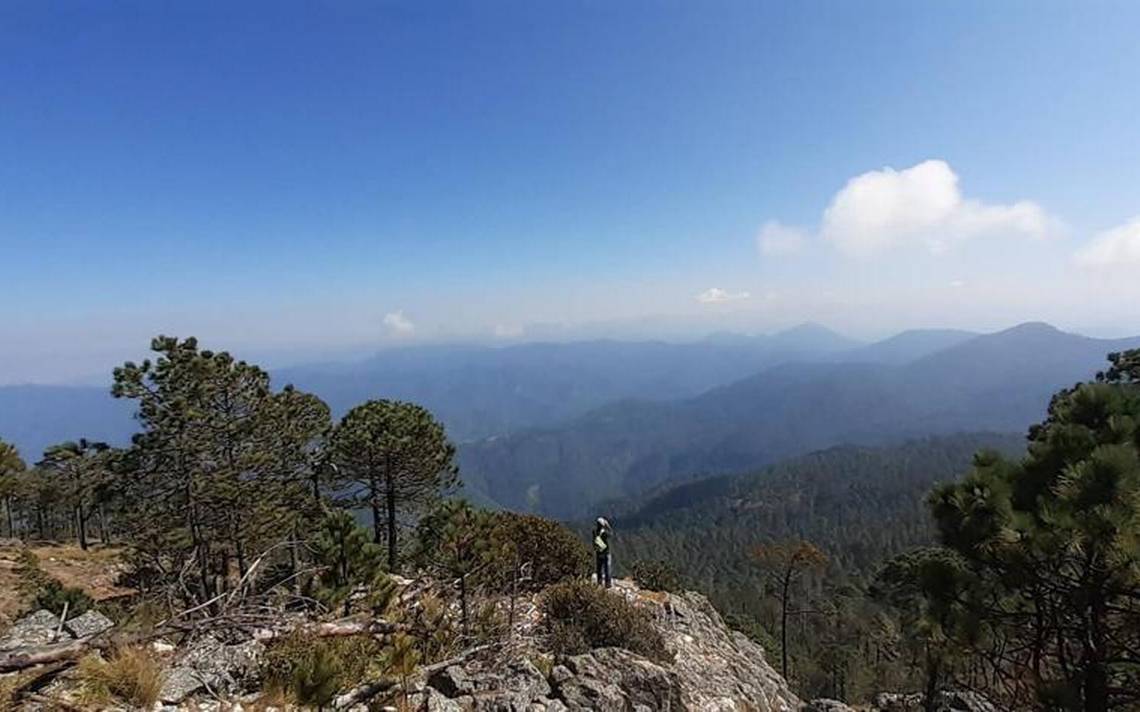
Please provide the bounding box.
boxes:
[775,321,835,337]
[998,322,1063,337]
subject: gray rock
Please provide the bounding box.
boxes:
[871,690,999,712]
[806,699,857,712]
[158,634,265,703]
[472,659,552,710]
[160,665,215,704]
[556,648,682,712]
[430,664,477,697]
[414,687,468,711]
[0,609,66,650]
[65,609,114,638]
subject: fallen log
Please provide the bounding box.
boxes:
[252,617,406,641]
[0,638,90,673]
[332,643,494,709]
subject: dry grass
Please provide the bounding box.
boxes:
[75,646,164,709]
[0,542,131,626]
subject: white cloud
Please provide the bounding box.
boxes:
[382,310,415,336]
[493,323,524,338]
[1074,217,1140,268]
[696,287,751,304]
[949,279,966,288]
[757,221,806,256]
[819,159,1057,255]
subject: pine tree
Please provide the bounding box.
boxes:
[913,348,1140,711]
[0,439,25,538]
[38,439,111,550]
[329,400,459,572]
[111,335,331,606]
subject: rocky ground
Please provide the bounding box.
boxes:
[0,572,996,711]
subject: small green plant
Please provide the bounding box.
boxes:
[541,581,671,663]
[384,632,421,708]
[629,558,683,593]
[76,647,164,709]
[289,645,342,710]
[309,509,392,616]
[16,548,93,616]
[263,632,386,708]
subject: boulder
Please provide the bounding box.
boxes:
[64,609,114,638]
[427,658,552,710]
[556,648,682,711]
[0,609,65,650]
[159,634,265,703]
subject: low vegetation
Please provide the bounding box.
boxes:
[628,558,683,593]
[541,580,670,663]
[75,646,163,709]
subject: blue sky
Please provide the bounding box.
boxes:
[3,1,1140,383]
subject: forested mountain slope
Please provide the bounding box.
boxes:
[615,433,1025,625]
[461,323,1140,517]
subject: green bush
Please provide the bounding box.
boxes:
[629,559,682,593]
[541,581,671,663]
[492,512,590,590]
[262,633,385,706]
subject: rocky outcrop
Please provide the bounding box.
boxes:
[416,583,802,711]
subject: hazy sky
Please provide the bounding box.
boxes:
[3,1,1140,383]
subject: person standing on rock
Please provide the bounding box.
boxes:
[593,516,613,588]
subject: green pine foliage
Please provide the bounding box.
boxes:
[310,509,392,616]
[328,399,459,573]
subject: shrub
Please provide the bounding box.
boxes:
[262,632,385,706]
[629,559,682,593]
[492,512,590,590]
[541,581,671,663]
[16,548,93,616]
[76,647,163,709]
[290,645,342,709]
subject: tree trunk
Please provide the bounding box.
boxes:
[459,573,469,638]
[4,497,14,539]
[370,473,383,546]
[97,504,109,544]
[781,566,792,680]
[385,480,398,573]
[75,506,88,551]
[923,646,941,712]
[1083,592,1109,712]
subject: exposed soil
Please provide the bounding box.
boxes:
[0,542,132,627]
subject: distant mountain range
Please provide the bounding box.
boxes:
[2,323,1136,515]
[459,323,1140,517]
[1,322,863,459]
